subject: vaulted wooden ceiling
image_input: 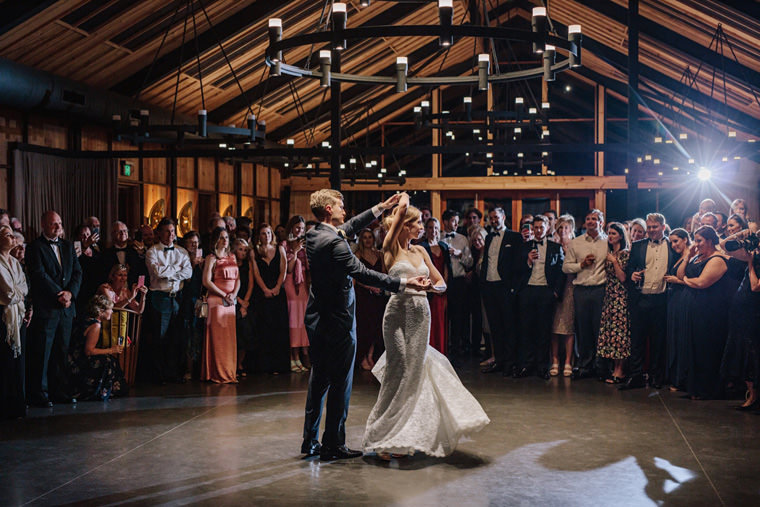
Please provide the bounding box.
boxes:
[1,0,759,152]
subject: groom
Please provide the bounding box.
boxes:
[301,190,429,460]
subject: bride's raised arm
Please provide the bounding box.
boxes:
[382,192,409,258]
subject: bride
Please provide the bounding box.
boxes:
[362,193,490,458]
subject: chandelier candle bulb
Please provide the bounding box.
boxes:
[543,44,556,82]
[532,7,547,54]
[438,0,453,47]
[568,25,582,67]
[197,110,207,137]
[478,53,490,91]
[332,3,347,50]
[268,19,283,63]
[396,56,408,93]
[319,50,331,87]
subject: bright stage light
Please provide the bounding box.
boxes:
[697,167,712,181]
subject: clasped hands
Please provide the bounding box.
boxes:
[57,290,72,308]
[407,276,435,291]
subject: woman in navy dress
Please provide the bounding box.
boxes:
[663,228,692,390]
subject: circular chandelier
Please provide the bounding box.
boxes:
[265,2,583,90]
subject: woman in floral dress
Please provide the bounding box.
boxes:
[597,222,630,383]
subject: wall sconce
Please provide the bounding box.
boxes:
[438,0,453,47]
[568,25,582,67]
[396,56,408,92]
[532,7,547,54]
[332,3,347,50]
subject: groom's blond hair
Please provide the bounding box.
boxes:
[310,189,344,220]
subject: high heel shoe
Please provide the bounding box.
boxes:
[290,360,301,373]
[563,364,573,377]
[294,359,306,372]
[735,400,758,411]
[549,363,559,376]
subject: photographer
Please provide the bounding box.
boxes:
[720,227,760,410]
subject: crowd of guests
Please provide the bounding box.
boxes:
[1,195,758,420]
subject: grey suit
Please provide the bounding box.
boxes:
[302,208,401,451]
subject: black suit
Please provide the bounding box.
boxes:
[515,239,566,374]
[302,209,401,452]
[626,238,676,385]
[25,236,82,401]
[480,228,522,372]
[99,245,148,287]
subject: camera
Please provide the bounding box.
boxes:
[724,232,760,252]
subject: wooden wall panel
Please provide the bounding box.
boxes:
[270,200,281,227]
[256,165,268,197]
[290,192,312,220]
[218,161,234,193]
[218,193,235,217]
[241,163,254,196]
[177,158,195,188]
[82,126,108,150]
[198,158,215,191]
[27,117,67,149]
[240,196,254,221]
[143,157,167,184]
[176,188,198,235]
[270,167,281,198]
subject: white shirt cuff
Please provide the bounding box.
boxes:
[399,277,407,292]
[372,205,383,217]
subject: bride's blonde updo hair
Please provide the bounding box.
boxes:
[382,204,421,232]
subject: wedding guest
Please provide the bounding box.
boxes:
[0,225,28,418]
[100,221,148,287]
[700,212,719,230]
[233,239,254,377]
[0,209,8,227]
[515,215,565,378]
[480,208,522,375]
[691,198,717,228]
[544,210,559,242]
[662,229,692,390]
[10,217,23,233]
[145,218,192,384]
[439,210,473,358]
[468,225,488,363]
[597,222,630,384]
[84,216,102,252]
[715,212,728,238]
[421,217,449,355]
[551,215,576,377]
[457,207,482,236]
[73,223,101,312]
[563,209,607,379]
[201,227,239,384]
[97,264,147,312]
[179,231,205,382]
[71,295,126,400]
[623,213,675,390]
[274,224,288,244]
[26,210,81,405]
[354,228,388,371]
[251,224,289,374]
[719,228,760,410]
[224,216,237,235]
[235,225,252,242]
[629,218,646,243]
[282,216,310,372]
[678,226,732,400]
[520,222,534,243]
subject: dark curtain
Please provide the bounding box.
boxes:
[11,151,117,241]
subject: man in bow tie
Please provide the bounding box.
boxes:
[146,218,192,384]
[98,221,148,287]
[300,189,429,461]
[622,213,675,389]
[26,210,82,406]
[439,209,473,358]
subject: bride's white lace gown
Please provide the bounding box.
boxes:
[362,260,490,457]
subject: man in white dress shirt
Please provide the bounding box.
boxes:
[440,209,473,358]
[146,218,192,384]
[562,209,608,379]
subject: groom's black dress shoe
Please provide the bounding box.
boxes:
[617,374,646,391]
[319,445,363,461]
[301,441,321,457]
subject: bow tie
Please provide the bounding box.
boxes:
[649,239,662,245]
[490,231,501,238]
[47,239,59,246]
[164,246,175,251]
[444,232,456,239]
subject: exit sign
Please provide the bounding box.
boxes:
[120,160,133,177]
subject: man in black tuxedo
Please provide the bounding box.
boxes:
[301,190,428,461]
[99,221,148,286]
[622,213,676,389]
[480,207,522,376]
[515,215,565,378]
[26,210,82,406]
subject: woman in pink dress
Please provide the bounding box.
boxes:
[422,218,449,355]
[201,227,240,384]
[282,216,310,373]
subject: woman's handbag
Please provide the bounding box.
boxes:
[194,294,208,318]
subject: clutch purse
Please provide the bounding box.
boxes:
[194,295,208,318]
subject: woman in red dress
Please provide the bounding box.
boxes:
[421,218,449,355]
[282,216,310,372]
[201,227,240,384]
[354,228,389,370]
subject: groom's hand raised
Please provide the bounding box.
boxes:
[379,192,404,211]
[406,276,431,291]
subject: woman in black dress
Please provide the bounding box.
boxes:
[677,226,732,400]
[251,224,290,374]
[233,238,254,376]
[71,295,127,400]
[719,226,760,410]
[354,228,388,371]
[663,228,691,391]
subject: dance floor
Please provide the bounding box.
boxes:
[2,361,759,506]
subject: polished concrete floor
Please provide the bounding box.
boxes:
[2,361,759,506]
